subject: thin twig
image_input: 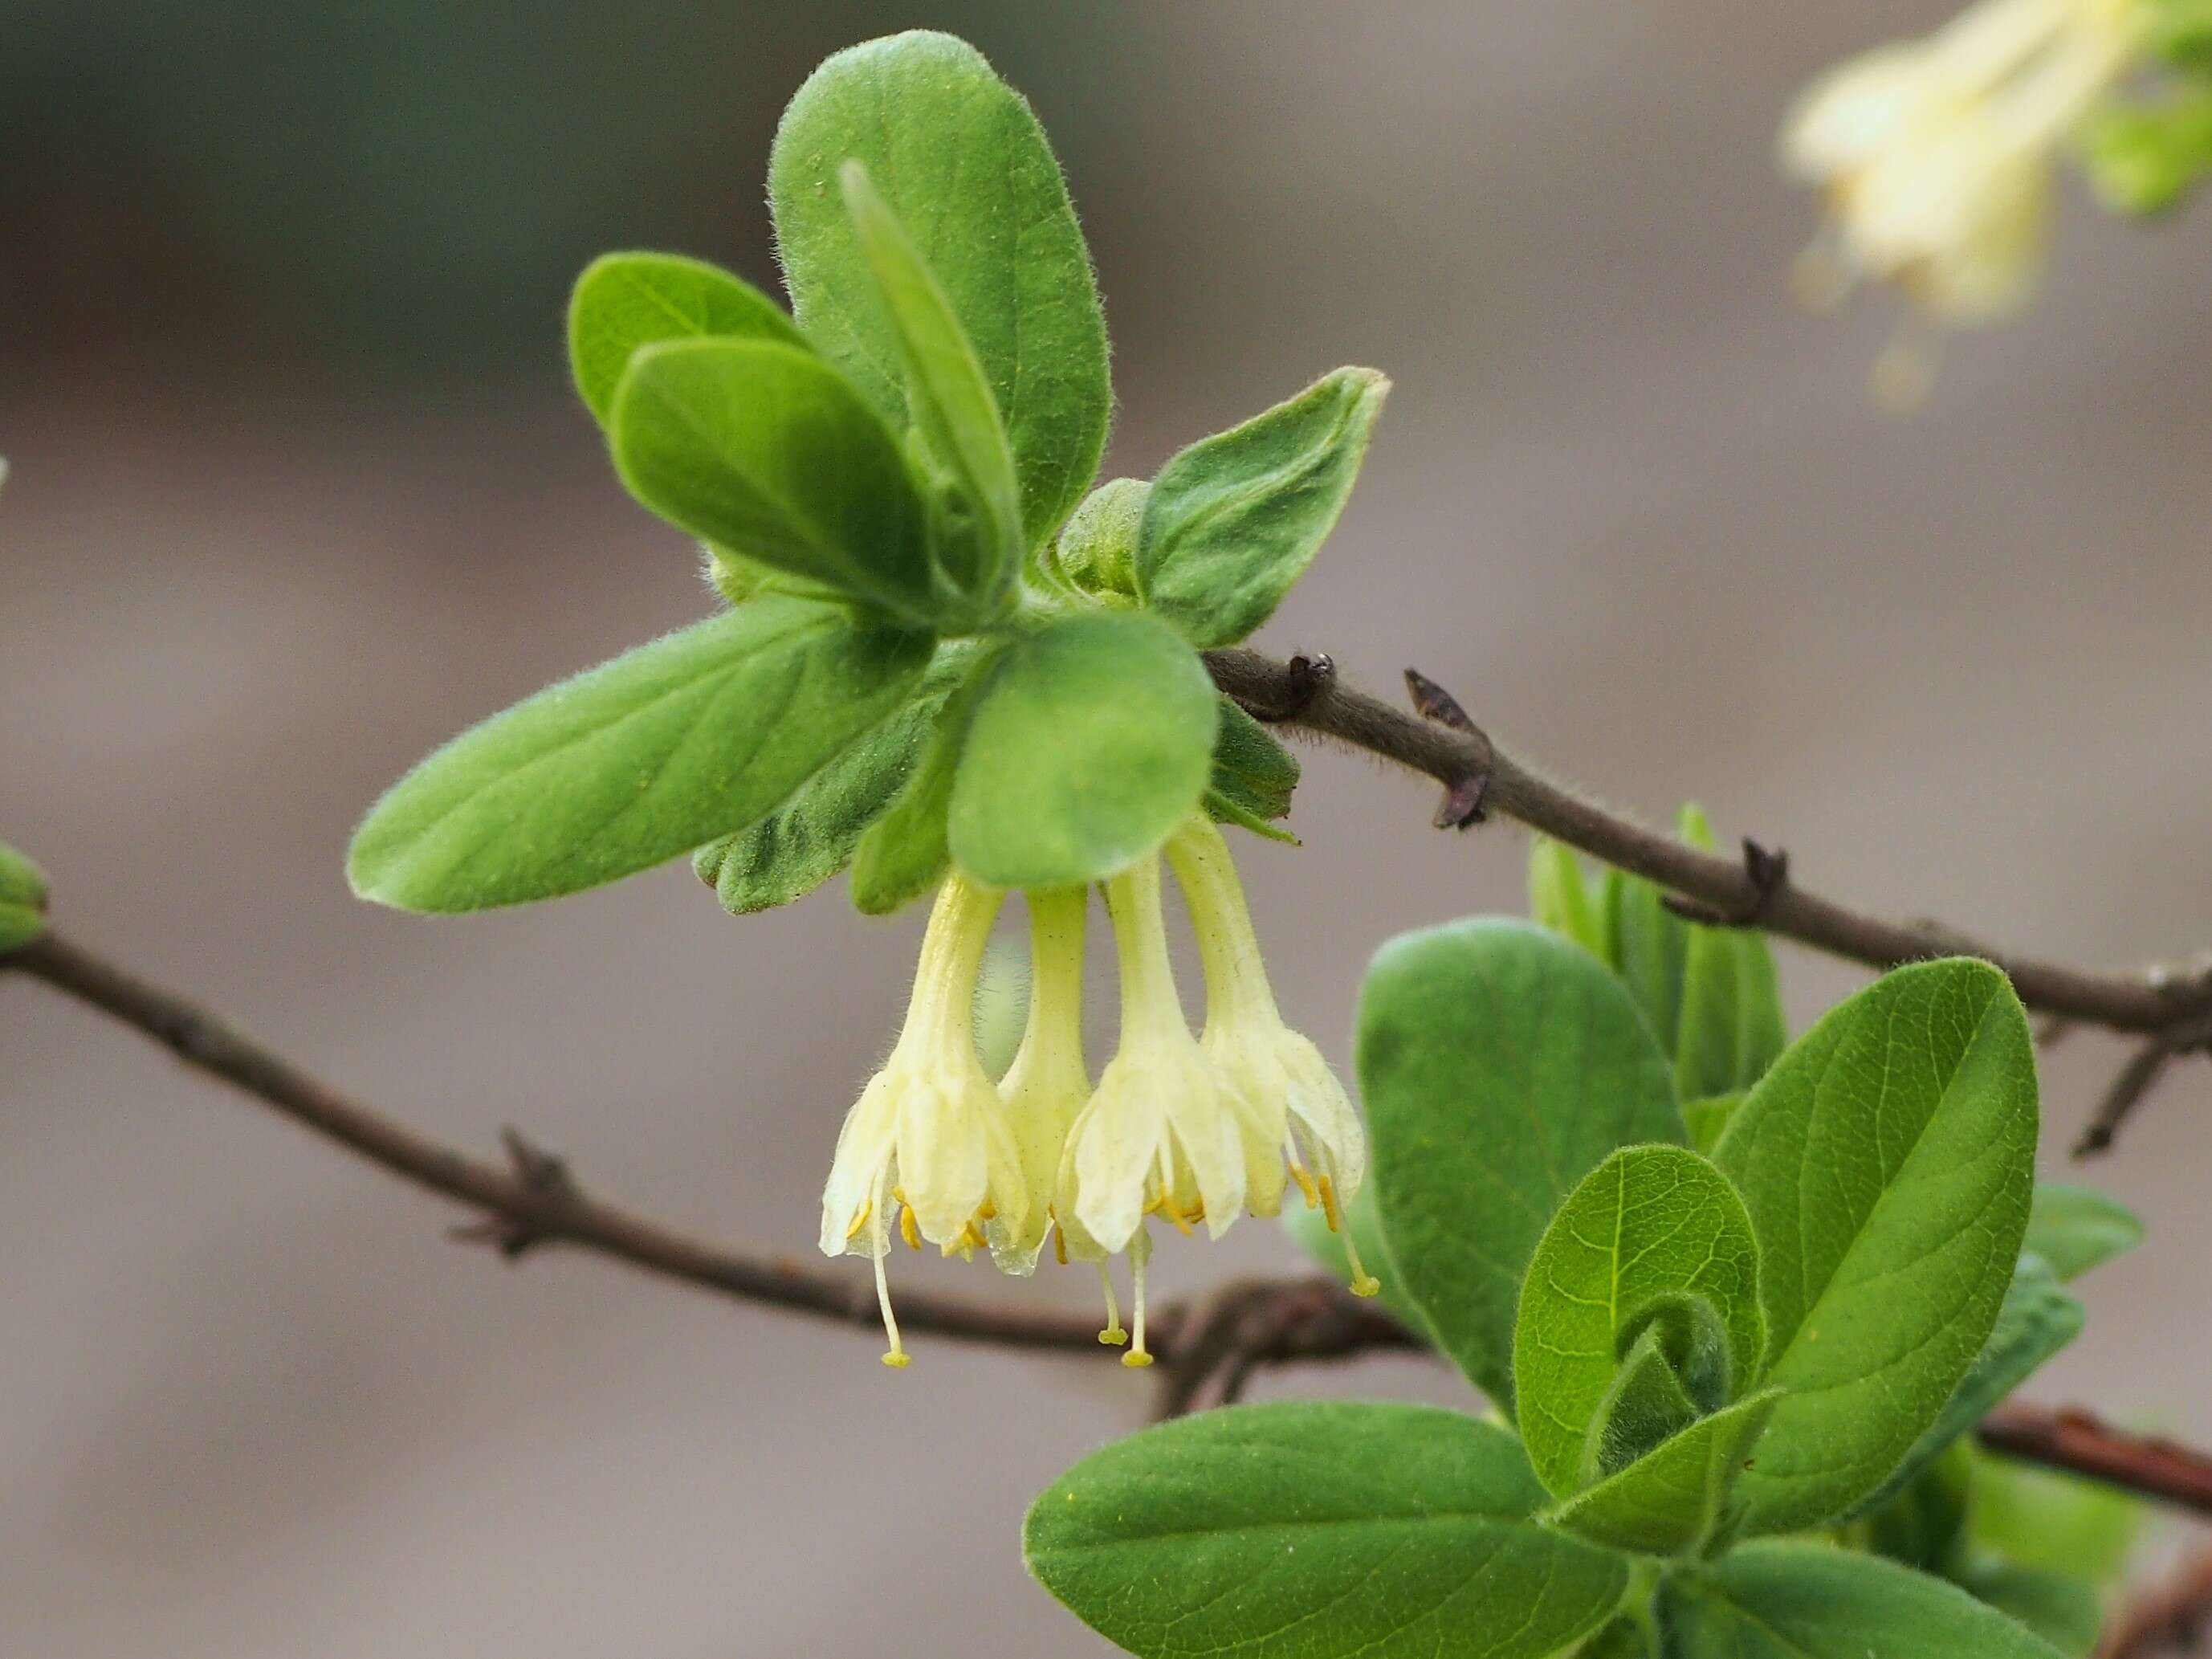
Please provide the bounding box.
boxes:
[1981,1404,2212,1521]
[2101,1546,2212,1659]
[1204,648,2212,1037]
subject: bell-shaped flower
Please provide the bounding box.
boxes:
[1057,852,1247,1364]
[1165,815,1379,1298]
[819,874,1029,1367]
[990,886,1092,1278]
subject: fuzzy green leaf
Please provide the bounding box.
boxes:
[568,252,809,430]
[1663,1542,2067,1659]
[1584,1326,1704,1482]
[1530,837,1611,962]
[1358,919,1684,1405]
[1855,1253,2083,1518]
[692,650,972,914]
[609,338,941,624]
[1205,696,1300,837]
[1139,369,1388,648]
[349,598,931,911]
[1513,1146,1764,1497]
[1681,1091,1744,1156]
[947,611,1216,889]
[849,657,997,915]
[1024,1403,1631,1659]
[1547,1390,1779,1558]
[2025,1183,2145,1281]
[1045,476,1146,601]
[839,161,1022,609]
[1711,959,2038,1535]
[1957,1560,2104,1659]
[770,31,1110,548]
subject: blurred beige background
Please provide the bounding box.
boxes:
[6,2,2211,1654]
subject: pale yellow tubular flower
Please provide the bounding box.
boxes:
[1163,815,1379,1298]
[817,873,1029,1368]
[1779,0,2144,397]
[1057,852,1247,1366]
[989,886,1091,1278]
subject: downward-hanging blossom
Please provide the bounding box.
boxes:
[1164,816,1379,1298]
[1056,852,1249,1365]
[991,885,1092,1279]
[1781,0,2144,402]
[818,873,1029,1368]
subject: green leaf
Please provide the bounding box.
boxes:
[1668,805,1788,1096]
[1512,1146,1765,1497]
[838,161,1022,609]
[947,610,1217,889]
[1530,837,1611,962]
[1024,1402,1632,1659]
[1571,1620,1653,1659]
[1859,1437,1974,1575]
[1205,697,1300,839]
[1971,1453,2141,1583]
[1710,959,2039,1536]
[349,598,931,911]
[1614,866,1688,1054]
[609,338,941,625]
[1663,1542,2067,1659]
[849,656,998,915]
[1138,369,1389,648]
[1357,919,1684,1405]
[2025,1182,2145,1281]
[567,251,809,430]
[1956,1559,2103,1658]
[1546,1389,1779,1557]
[770,31,1110,548]
[0,839,51,951]
[1045,476,1146,601]
[692,647,973,914]
[1584,1326,1703,1480]
[1854,1253,2083,1518]
[1682,1092,1744,1156]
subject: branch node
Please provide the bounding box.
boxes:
[1402,667,1495,829]
[450,1126,583,1259]
[1248,652,1336,723]
[1662,838,1790,928]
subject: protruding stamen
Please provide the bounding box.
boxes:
[1122,1228,1155,1368]
[1095,1262,1127,1347]
[1318,1172,1344,1235]
[1287,1157,1320,1209]
[870,1205,909,1368]
[1053,1226,1069,1267]
[899,1206,923,1250]
[845,1199,874,1244]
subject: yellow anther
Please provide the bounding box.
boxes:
[1053,1228,1069,1266]
[959,1220,989,1251]
[1318,1172,1344,1235]
[976,1200,997,1221]
[1288,1160,1320,1209]
[845,1200,874,1243]
[899,1207,922,1250]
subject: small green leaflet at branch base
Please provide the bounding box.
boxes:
[0,838,51,951]
[1204,697,1301,842]
[1045,476,1146,601]
[1661,1541,2068,1659]
[2024,1182,2145,1280]
[1512,1146,1764,1498]
[849,659,996,915]
[1545,1389,1779,1558]
[1681,1091,1743,1155]
[947,611,1217,890]
[609,338,943,626]
[1024,1403,1631,1659]
[770,30,1110,548]
[693,664,963,915]
[1358,919,1684,1408]
[838,161,1023,608]
[1711,958,2037,1536]
[567,251,809,430]
[1139,368,1388,649]
[348,598,932,911]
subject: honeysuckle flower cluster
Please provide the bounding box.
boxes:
[820,816,1378,1369]
[1780,0,2145,403]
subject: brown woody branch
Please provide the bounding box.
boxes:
[2100,1546,2212,1659]
[1204,648,2212,1037]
